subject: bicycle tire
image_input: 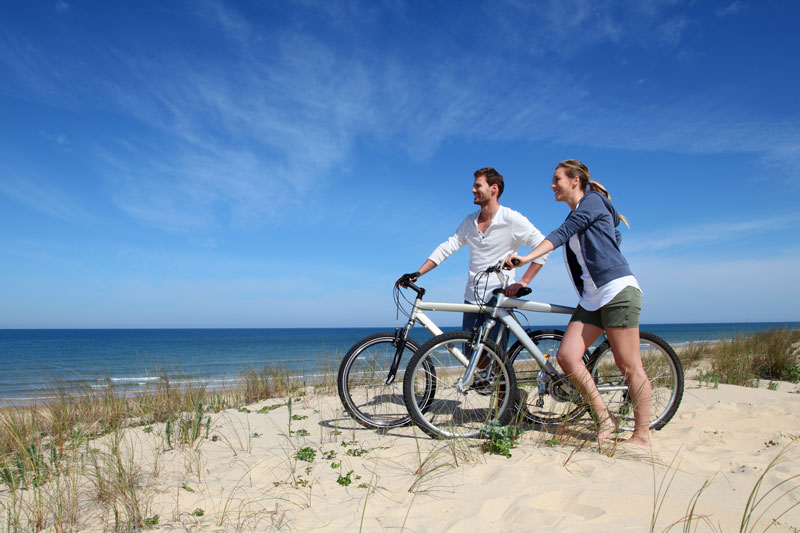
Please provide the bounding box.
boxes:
[507,329,591,426]
[337,332,435,430]
[403,330,517,439]
[588,330,684,431]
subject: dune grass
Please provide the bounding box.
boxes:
[679,327,800,388]
[0,360,336,531]
[1,329,798,530]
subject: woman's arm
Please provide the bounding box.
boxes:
[504,239,555,269]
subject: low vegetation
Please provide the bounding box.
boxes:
[679,327,800,387]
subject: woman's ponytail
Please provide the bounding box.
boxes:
[588,180,629,228]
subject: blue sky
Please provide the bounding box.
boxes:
[1,0,798,328]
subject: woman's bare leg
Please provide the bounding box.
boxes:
[605,327,651,445]
[556,321,614,443]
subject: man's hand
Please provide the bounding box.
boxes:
[396,272,421,288]
[506,282,528,298]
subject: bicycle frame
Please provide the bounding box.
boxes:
[388,269,574,388]
[384,284,486,384]
[453,292,575,391]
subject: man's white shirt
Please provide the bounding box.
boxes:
[428,205,549,303]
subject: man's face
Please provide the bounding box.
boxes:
[472,175,497,206]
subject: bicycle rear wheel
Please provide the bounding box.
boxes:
[337,332,434,430]
[588,330,684,431]
[507,329,590,426]
[403,331,517,439]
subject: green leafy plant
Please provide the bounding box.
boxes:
[295,447,316,463]
[258,403,285,414]
[337,470,354,486]
[480,420,521,458]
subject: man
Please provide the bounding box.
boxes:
[401,167,549,349]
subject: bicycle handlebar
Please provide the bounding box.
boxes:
[395,273,425,297]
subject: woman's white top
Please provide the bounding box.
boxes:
[567,233,641,311]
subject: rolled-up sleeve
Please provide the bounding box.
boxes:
[514,212,550,265]
[428,219,468,265]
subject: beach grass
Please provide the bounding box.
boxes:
[2,329,799,531]
[679,327,800,387]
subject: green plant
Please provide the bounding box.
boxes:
[480,420,521,458]
[345,447,369,457]
[165,418,173,449]
[768,380,779,391]
[258,403,285,414]
[337,470,354,486]
[182,482,195,492]
[191,508,204,517]
[295,447,316,463]
[143,514,160,526]
[293,429,310,437]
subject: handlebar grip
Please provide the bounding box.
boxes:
[516,286,532,297]
[511,259,520,266]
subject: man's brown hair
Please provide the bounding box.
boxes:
[474,167,504,198]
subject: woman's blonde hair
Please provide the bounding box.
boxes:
[556,159,629,228]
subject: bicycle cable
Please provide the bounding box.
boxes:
[393,282,415,323]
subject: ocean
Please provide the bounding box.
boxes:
[1,322,798,404]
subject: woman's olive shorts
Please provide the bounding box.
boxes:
[570,286,642,329]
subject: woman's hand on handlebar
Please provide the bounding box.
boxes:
[503,253,526,270]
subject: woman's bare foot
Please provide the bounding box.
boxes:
[621,433,650,446]
[596,420,617,446]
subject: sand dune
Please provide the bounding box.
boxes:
[9,380,800,531]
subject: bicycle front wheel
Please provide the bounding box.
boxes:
[588,330,684,431]
[338,332,433,430]
[507,329,590,426]
[403,331,517,439]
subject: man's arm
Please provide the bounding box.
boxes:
[403,216,469,285]
[506,262,543,297]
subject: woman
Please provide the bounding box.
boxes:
[505,159,650,446]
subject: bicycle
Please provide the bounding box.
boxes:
[402,262,684,439]
[337,276,572,430]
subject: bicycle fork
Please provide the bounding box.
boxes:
[455,319,495,393]
[384,326,412,385]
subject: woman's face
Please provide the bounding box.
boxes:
[551,167,580,202]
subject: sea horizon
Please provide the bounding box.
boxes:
[2,321,798,404]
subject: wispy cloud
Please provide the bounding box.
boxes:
[0,175,90,223]
[715,1,746,18]
[4,0,798,233]
[624,215,800,253]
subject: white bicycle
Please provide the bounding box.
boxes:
[402,262,684,439]
[337,274,572,430]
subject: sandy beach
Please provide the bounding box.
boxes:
[7,377,795,532]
